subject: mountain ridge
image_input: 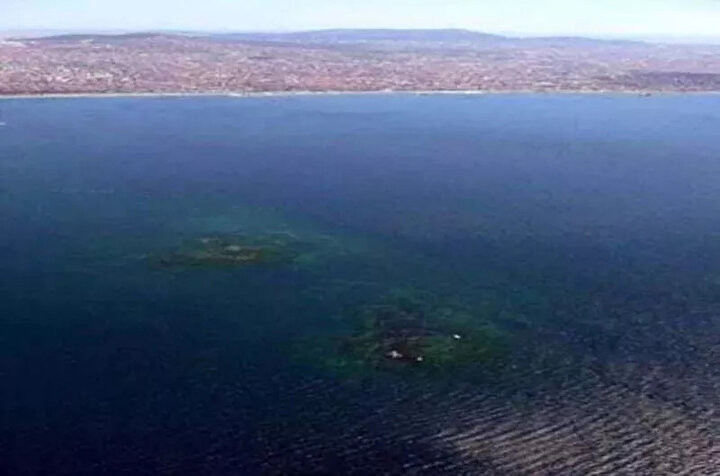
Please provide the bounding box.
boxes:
[15,28,646,46]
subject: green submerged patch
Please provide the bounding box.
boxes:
[294,295,513,379]
[149,233,310,269]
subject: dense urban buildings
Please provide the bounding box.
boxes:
[1,30,720,95]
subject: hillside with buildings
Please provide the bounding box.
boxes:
[2,30,720,95]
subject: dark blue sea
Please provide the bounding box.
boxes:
[1,94,719,475]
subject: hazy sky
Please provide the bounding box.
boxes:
[3,0,720,38]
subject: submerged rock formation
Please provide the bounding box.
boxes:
[296,296,511,377]
[150,234,304,269]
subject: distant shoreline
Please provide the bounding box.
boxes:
[1,89,720,100]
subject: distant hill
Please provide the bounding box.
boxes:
[516,36,644,47]
[16,29,645,47]
[16,32,173,43]
[211,29,507,43]
[206,30,646,47]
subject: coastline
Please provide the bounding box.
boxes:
[2,89,720,100]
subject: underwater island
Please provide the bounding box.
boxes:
[295,295,513,378]
[150,234,307,269]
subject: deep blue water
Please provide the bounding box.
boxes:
[1,94,720,474]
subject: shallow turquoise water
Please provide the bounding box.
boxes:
[1,94,719,474]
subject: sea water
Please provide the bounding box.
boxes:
[1,94,719,474]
